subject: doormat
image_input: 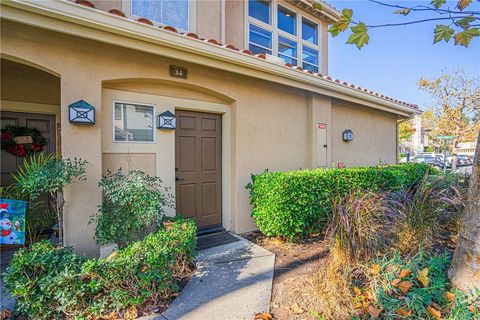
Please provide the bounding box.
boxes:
[197,232,240,250]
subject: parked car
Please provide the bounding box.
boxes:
[457,154,473,166]
[446,154,473,167]
[411,155,452,169]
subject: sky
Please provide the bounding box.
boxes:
[328,0,480,111]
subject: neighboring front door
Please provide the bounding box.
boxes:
[316,123,328,168]
[175,110,222,231]
[1,111,56,186]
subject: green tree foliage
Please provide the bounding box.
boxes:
[399,119,416,141]
[418,69,480,145]
[329,0,480,48]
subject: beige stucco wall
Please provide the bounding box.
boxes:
[1,59,60,105]
[331,100,398,167]
[1,18,399,255]
[225,0,245,49]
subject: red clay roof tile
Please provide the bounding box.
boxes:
[136,17,153,25]
[107,8,126,18]
[75,0,95,8]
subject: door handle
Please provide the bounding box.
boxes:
[175,177,184,181]
[323,144,327,148]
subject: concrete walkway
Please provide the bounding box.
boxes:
[158,234,275,320]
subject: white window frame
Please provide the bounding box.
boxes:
[122,0,196,33]
[113,101,156,144]
[245,0,322,72]
[248,23,273,55]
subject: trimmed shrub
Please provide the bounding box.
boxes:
[3,219,196,320]
[91,169,174,246]
[246,163,429,239]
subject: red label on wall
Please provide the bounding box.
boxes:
[317,123,327,129]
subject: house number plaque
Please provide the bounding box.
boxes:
[169,65,187,79]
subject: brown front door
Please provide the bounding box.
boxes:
[175,110,222,230]
[1,111,56,186]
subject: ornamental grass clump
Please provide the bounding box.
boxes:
[385,173,466,255]
[91,169,174,246]
[3,218,196,320]
[327,190,393,261]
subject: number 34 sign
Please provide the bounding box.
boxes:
[169,65,187,79]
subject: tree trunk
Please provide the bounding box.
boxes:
[448,130,480,292]
[50,190,65,245]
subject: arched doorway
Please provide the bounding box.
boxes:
[1,58,60,247]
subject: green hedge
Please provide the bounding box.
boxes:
[246,163,430,239]
[3,219,196,320]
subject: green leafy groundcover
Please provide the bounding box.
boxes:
[354,251,480,319]
[247,163,430,239]
[3,219,196,320]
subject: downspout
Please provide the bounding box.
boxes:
[220,0,225,43]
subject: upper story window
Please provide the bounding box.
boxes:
[248,0,271,24]
[247,0,321,73]
[114,102,155,143]
[302,18,318,45]
[131,0,189,31]
[249,24,273,55]
[277,6,296,35]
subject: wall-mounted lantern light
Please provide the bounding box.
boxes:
[157,110,176,130]
[342,129,354,142]
[68,100,95,125]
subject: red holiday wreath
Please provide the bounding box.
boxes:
[1,126,46,157]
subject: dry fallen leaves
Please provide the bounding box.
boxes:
[101,311,118,320]
[124,306,138,320]
[254,312,273,320]
[367,305,382,319]
[399,268,412,278]
[396,307,412,317]
[370,264,381,275]
[391,278,401,286]
[398,281,413,294]
[106,251,118,261]
[445,291,456,301]
[417,268,430,287]
[0,309,12,320]
[427,305,441,320]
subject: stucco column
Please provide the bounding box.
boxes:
[307,95,332,168]
[61,74,102,256]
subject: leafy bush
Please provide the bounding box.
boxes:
[3,219,196,320]
[91,169,174,245]
[247,163,429,239]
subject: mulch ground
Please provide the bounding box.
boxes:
[243,231,331,320]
